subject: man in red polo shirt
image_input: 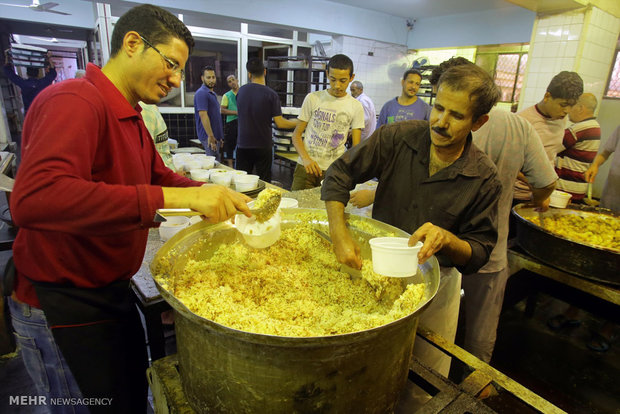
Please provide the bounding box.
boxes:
[7,5,250,413]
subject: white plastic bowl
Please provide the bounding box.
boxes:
[549,190,572,208]
[235,211,281,249]
[190,169,210,182]
[159,216,190,241]
[369,237,422,277]
[201,157,215,169]
[231,170,248,184]
[208,168,229,178]
[184,159,202,171]
[210,171,233,187]
[172,153,191,170]
[191,154,215,169]
[235,174,259,192]
[279,197,299,209]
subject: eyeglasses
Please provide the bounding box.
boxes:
[139,35,185,81]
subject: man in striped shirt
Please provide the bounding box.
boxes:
[555,93,601,201]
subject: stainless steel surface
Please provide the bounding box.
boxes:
[150,208,440,414]
[512,203,620,285]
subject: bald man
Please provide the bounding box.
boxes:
[555,93,601,201]
[349,80,376,141]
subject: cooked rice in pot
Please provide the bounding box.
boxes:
[159,223,426,337]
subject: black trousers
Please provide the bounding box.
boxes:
[235,147,273,183]
[223,119,238,160]
[32,279,148,414]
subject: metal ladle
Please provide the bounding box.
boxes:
[584,182,599,207]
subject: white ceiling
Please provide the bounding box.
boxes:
[325,0,516,19]
[0,0,520,48]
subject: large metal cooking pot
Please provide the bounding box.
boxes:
[151,208,440,413]
[512,204,620,285]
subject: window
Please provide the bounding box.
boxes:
[494,53,528,103]
[604,49,620,98]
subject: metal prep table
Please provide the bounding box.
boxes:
[507,242,620,317]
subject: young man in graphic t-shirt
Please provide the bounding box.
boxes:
[291,54,364,190]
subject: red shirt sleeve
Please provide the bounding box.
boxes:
[11,91,200,236]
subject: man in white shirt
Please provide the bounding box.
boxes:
[291,54,364,190]
[349,81,376,141]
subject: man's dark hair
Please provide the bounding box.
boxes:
[110,4,194,57]
[26,67,39,78]
[327,54,354,76]
[546,71,583,102]
[437,63,500,121]
[403,69,422,81]
[201,65,215,77]
[429,57,471,86]
[246,58,265,77]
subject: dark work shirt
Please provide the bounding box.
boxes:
[3,65,57,113]
[321,120,501,274]
[236,83,282,149]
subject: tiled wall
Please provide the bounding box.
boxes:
[578,7,620,101]
[519,7,620,111]
[162,113,197,147]
[325,37,481,112]
[325,36,410,114]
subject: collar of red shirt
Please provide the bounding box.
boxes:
[84,62,141,121]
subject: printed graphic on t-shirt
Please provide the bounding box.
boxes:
[387,108,424,124]
[307,109,351,161]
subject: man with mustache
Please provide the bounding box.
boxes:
[377,69,431,127]
[195,65,224,157]
[322,63,502,376]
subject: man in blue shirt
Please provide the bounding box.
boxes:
[377,69,430,127]
[194,65,223,156]
[3,50,57,114]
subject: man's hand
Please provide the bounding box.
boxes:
[585,164,598,183]
[331,226,362,270]
[207,135,217,152]
[163,185,252,224]
[410,222,451,264]
[350,189,376,208]
[526,196,551,212]
[302,156,322,177]
[410,222,472,266]
[326,200,362,269]
[193,185,251,223]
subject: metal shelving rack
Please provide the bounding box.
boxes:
[417,64,437,105]
[266,55,329,108]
